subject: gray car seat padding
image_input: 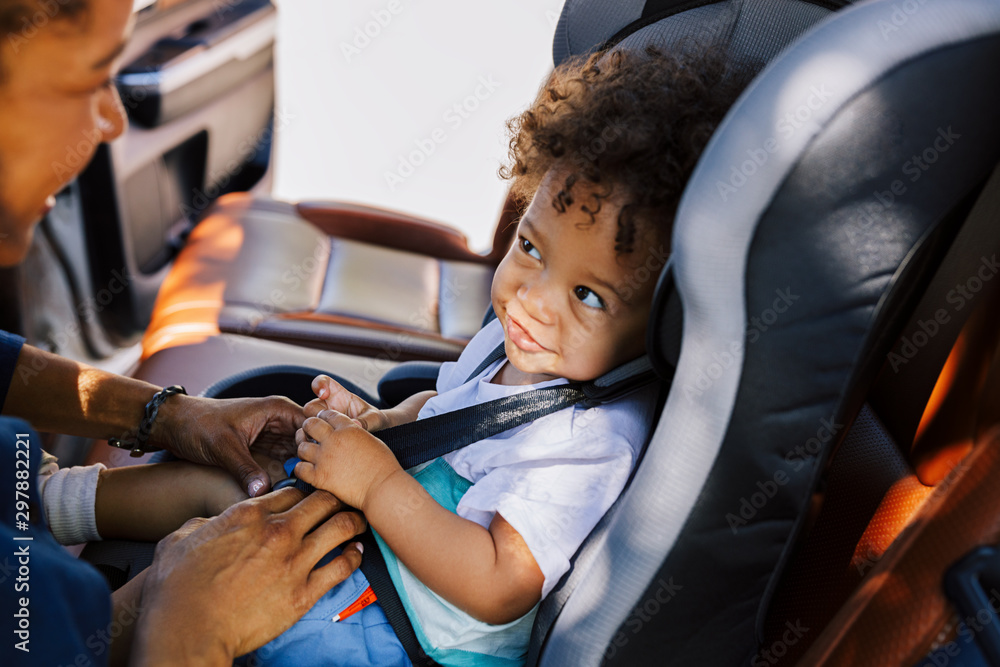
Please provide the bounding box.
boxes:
[536,1,1000,665]
[553,0,844,70]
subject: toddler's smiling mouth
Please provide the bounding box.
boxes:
[506,315,549,353]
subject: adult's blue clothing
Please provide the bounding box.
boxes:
[0,330,113,666]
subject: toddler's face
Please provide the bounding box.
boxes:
[491,171,663,383]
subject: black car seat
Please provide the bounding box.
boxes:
[524,0,1000,664]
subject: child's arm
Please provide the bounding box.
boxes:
[308,374,436,431]
[94,461,252,541]
[295,410,545,625]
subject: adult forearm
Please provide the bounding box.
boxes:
[3,344,159,440]
[7,344,306,498]
[364,470,538,624]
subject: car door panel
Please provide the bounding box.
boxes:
[78,0,276,343]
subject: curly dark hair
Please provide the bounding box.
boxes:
[500,45,749,254]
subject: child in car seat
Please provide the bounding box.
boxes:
[244,46,748,667]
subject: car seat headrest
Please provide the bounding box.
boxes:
[554,0,855,75]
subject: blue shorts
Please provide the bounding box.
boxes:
[238,552,411,667]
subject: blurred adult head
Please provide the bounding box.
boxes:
[0,0,131,265]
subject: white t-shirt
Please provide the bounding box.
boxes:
[422,318,658,597]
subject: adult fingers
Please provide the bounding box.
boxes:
[307,543,365,602]
[252,486,306,513]
[261,396,306,430]
[278,489,349,535]
[216,442,271,498]
[301,510,367,562]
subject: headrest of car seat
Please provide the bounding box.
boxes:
[536,1,1000,665]
[553,0,854,72]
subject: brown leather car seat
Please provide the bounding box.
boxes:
[140,191,519,362]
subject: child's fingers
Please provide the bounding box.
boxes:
[300,411,352,448]
[293,460,316,485]
[303,398,327,418]
[302,414,334,441]
[311,374,337,400]
[297,437,318,462]
[311,375,351,403]
[315,409,355,429]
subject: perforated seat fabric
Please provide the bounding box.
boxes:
[142,193,508,361]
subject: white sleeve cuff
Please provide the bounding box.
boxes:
[38,463,106,545]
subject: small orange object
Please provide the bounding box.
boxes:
[332,586,378,622]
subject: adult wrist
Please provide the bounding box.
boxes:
[131,598,234,666]
[145,391,194,452]
[132,626,233,666]
[108,385,187,457]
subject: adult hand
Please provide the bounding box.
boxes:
[152,394,304,497]
[131,488,366,666]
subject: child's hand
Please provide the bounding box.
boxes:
[308,375,392,432]
[293,409,403,512]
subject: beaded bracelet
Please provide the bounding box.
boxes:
[108,385,187,457]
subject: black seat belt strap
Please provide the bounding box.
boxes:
[374,383,586,468]
[358,531,439,666]
[293,348,655,666]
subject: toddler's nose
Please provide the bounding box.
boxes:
[516,281,554,324]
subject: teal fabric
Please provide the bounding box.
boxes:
[374,458,530,667]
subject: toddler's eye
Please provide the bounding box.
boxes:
[519,237,541,260]
[574,286,605,309]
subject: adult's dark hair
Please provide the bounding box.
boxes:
[501,45,750,254]
[0,0,89,81]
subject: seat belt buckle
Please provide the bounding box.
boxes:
[944,545,1000,665]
